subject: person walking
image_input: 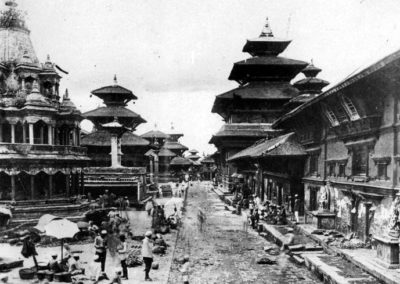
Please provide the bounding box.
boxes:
[142,231,153,281]
[117,235,128,280]
[294,194,300,224]
[94,230,108,272]
[145,200,153,217]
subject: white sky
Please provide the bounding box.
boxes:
[15,0,400,155]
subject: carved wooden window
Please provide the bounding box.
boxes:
[327,162,336,176]
[335,105,348,123]
[352,146,369,176]
[373,157,390,180]
[325,107,339,126]
[338,163,346,177]
[342,96,360,121]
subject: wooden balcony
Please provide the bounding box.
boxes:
[0,143,87,156]
[332,115,381,140]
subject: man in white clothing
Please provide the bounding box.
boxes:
[141,231,153,281]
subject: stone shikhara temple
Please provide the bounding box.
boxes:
[0,0,88,203]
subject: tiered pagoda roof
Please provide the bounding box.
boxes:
[83,77,146,130]
[286,61,330,109]
[211,18,307,145]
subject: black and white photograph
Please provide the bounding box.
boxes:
[0,0,400,283]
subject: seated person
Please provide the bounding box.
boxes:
[69,254,84,275]
[48,254,62,273]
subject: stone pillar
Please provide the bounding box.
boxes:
[48,174,53,199]
[110,133,120,167]
[149,158,154,183]
[30,175,35,200]
[137,182,141,202]
[66,174,70,197]
[22,124,26,144]
[29,124,34,145]
[10,124,15,144]
[72,128,77,146]
[48,126,53,145]
[154,154,159,186]
[0,123,3,143]
[117,137,122,165]
[21,78,25,91]
[10,174,15,201]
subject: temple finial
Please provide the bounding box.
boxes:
[171,122,174,131]
[63,88,69,99]
[113,74,118,86]
[260,17,274,37]
[154,123,158,129]
[46,54,51,62]
[310,59,314,66]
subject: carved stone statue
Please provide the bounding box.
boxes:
[319,183,329,212]
[387,196,400,238]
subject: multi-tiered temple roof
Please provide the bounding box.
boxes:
[211,18,307,147]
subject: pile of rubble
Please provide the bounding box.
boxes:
[312,229,368,249]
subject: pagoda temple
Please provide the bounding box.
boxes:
[0,0,89,207]
[210,18,308,190]
[142,125,189,184]
[81,77,149,201]
[285,60,329,110]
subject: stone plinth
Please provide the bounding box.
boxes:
[374,235,400,269]
[313,211,336,230]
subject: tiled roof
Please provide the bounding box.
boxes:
[83,107,146,121]
[81,130,149,147]
[211,123,278,138]
[163,140,188,151]
[170,156,193,166]
[92,84,137,98]
[158,148,177,157]
[274,48,400,128]
[141,130,170,139]
[227,132,306,161]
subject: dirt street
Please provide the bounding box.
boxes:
[167,182,321,284]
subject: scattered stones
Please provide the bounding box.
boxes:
[257,257,277,265]
[311,229,325,235]
[288,244,305,252]
[292,255,305,265]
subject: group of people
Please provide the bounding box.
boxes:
[96,190,130,212]
[46,246,84,276]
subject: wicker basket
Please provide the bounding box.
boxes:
[19,268,35,280]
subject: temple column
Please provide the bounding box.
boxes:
[10,174,15,201]
[66,174,70,197]
[29,123,34,145]
[21,78,25,91]
[154,154,159,186]
[10,124,15,144]
[0,124,3,143]
[137,182,141,202]
[110,134,120,167]
[48,126,53,145]
[30,175,35,200]
[22,124,26,143]
[72,128,77,146]
[149,158,154,183]
[48,174,53,199]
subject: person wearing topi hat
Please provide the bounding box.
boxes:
[142,231,153,281]
[69,253,84,275]
[94,230,108,272]
[0,274,8,284]
[294,194,300,224]
[48,253,61,273]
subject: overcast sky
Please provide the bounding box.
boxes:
[15,0,400,155]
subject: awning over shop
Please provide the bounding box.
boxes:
[227,132,306,162]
